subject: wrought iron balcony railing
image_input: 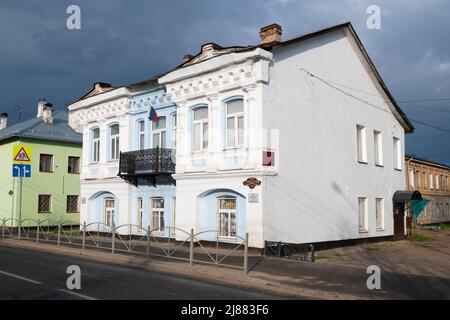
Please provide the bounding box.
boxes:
[118,148,175,185]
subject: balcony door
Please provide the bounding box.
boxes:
[152,117,166,148]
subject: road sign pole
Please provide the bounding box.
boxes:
[18,177,23,240]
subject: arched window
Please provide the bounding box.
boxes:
[137,120,145,150]
[217,196,237,237]
[109,124,120,160]
[152,116,166,148]
[225,99,244,148]
[192,107,208,152]
[91,127,100,163]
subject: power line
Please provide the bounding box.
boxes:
[409,118,450,134]
[398,101,450,113]
[399,98,450,103]
[299,67,450,135]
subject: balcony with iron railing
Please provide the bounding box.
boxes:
[118,147,176,186]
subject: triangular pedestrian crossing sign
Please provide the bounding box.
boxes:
[14,147,31,162]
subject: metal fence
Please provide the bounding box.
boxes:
[264,240,315,262]
[0,218,250,274]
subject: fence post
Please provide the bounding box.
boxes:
[82,221,86,250]
[18,220,21,241]
[57,223,61,247]
[111,223,116,255]
[244,233,249,274]
[36,219,40,244]
[189,228,194,266]
[310,244,315,262]
[1,218,5,239]
[146,225,151,260]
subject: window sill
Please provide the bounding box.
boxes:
[375,164,384,168]
[67,212,80,214]
[217,236,238,241]
[394,168,402,172]
[39,171,54,174]
[67,172,80,175]
[357,160,368,165]
[376,228,385,232]
[38,212,52,214]
[358,229,369,234]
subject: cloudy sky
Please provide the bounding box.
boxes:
[0,0,449,164]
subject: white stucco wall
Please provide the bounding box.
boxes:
[261,30,406,244]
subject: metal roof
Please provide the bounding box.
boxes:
[0,110,82,144]
[393,190,422,202]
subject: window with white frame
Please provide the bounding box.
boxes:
[358,197,368,232]
[152,116,166,148]
[91,128,100,163]
[393,137,401,170]
[151,198,164,231]
[192,107,208,152]
[226,99,244,148]
[138,120,145,150]
[172,114,177,151]
[104,198,115,228]
[218,197,237,238]
[429,173,434,189]
[376,198,384,230]
[357,125,367,163]
[110,124,120,160]
[409,168,415,189]
[374,130,383,166]
[137,197,143,229]
[436,175,440,190]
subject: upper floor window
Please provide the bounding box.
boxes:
[138,120,145,150]
[356,125,367,163]
[110,124,120,161]
[436,175,440,190]
[429,173,434,189]
[91,128,100,163]
[39,154,53,173]
[152,116,166,148]
[192,107,208,152]
[408,168,414,189]
[393,137,402,170]
[226,99,244,148]
[374,130,383,166]
[68,156,80,174]
[172,114,177,151]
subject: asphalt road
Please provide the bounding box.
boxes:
[0,245,289,300]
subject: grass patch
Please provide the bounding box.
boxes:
[366,247,382,251]
[314,255,330,260]
[408,235,431,242]
[439,223,450,231]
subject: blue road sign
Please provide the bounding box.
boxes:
[12,164,31,178]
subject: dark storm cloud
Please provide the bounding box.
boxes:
[0,0,449,164]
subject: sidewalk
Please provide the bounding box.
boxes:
[1,229,449,299]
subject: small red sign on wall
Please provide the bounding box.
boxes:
[262,151,275,166]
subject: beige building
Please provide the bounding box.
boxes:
[405,156,450,224]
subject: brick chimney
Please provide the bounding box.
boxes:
[0,113,8,130]
[183,54,193,63]
[42,103,53,124]
[37,98,47,118]
[259,23,282,46]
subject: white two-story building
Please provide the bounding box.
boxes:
[159,22,414,248]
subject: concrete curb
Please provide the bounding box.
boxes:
[0,239,363,300]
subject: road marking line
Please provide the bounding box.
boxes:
[0,270,43,285]
[58,289,98,300]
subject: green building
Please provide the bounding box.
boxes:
[0,100,82,227]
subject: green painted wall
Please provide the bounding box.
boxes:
[0,138,81,226]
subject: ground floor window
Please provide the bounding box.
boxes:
[358,197,368,232]
[151,198,164,232]
[66,195,79,213]
[38,195,52,213]
[376,198,384,230]
[218,197,237,237]
[104,198,115,228]
[137,197,143,229]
